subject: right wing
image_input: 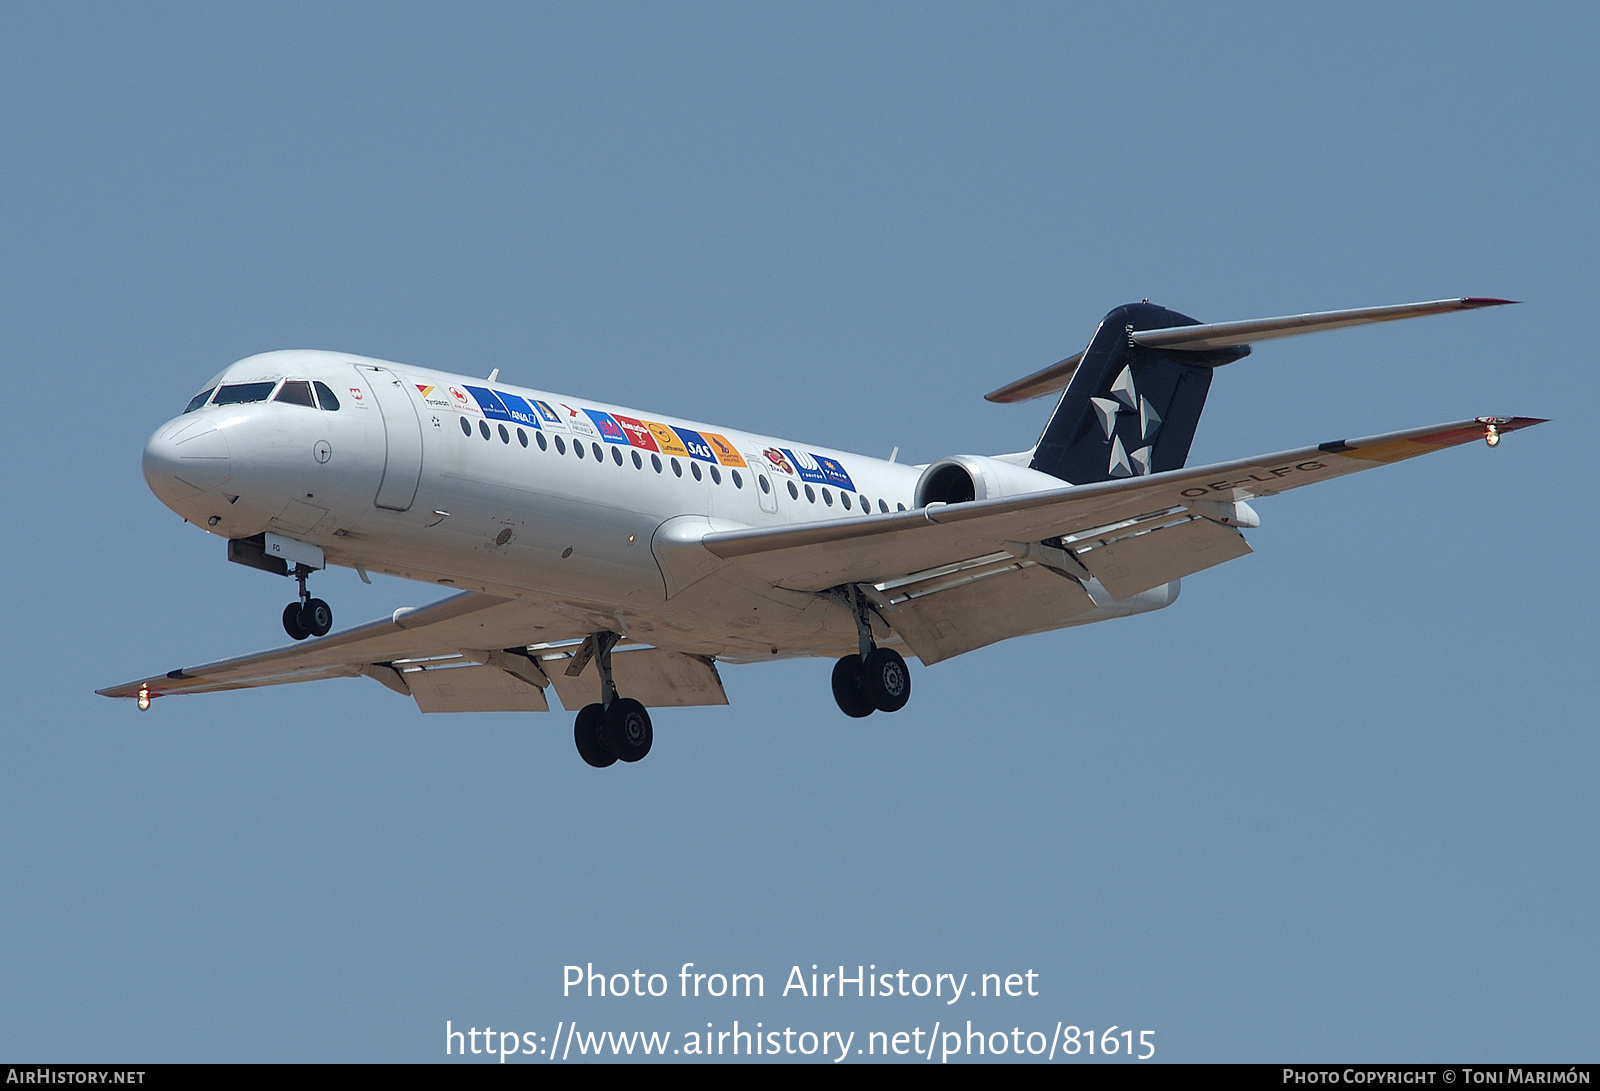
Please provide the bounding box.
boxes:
[701,417,1546,597]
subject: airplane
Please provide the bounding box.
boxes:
[101,297,1543,767]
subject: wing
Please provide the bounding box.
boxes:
[98,591,729,712]
[700,417,1545,599]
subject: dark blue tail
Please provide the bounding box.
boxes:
[1029,302,1248,484]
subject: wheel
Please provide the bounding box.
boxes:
[574,703,615,767]
[601,698,653,763]
[303,598,333,637]
[831,655,875,718]
[283,601,311,640]
[860,647,911,712]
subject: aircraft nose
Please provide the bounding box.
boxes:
[143,417,233,504]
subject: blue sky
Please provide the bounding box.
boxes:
[1,3,1594,1062]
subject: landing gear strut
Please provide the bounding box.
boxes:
[282,563,333,641]
[572,630,654,767]
[832,585,911,717]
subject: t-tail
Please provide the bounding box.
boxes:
[985,296,1516,486]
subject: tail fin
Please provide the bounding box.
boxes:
[1029,302,1246,484]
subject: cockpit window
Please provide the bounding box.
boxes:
[274,380,316,407]
[183,387,217,413]
[213,381,279,405]
[312,382,341,410]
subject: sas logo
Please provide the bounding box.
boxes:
[763,448,794,474]
[674,427,718,463]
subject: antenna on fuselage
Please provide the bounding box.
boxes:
[486,368,499,382]
[888,446,899,463]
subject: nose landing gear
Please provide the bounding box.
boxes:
[282,563,333,640]
[831,585,911,717]
[571,631,655,767]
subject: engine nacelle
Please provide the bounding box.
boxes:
[913,455,1066,507]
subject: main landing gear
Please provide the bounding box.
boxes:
[572,630,654,768]
[832,586,911,718]
[281,563,333,641]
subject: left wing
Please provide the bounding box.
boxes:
[98,591,728,711]
[699,417,1545,598]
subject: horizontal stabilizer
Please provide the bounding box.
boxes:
[985,297,1513,403]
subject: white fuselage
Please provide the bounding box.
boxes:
[142,350,1167,663]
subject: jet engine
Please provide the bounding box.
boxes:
[913,454,1066,507]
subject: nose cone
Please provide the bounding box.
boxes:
[143,417,232,509]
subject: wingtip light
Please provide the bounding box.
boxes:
[137,686,151,711]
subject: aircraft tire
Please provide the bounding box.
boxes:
[282,602,311,641]
[860,647,911,713]
[303,598,333,638]
[602,698,653,763]
[574,704,616,768]
[831,655,875,718]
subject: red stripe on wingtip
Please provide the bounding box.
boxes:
[1460,297,1518,307]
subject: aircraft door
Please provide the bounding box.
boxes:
[748,452,779,514]
[356,365,424,512]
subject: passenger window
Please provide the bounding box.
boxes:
[896,503,906,511]
[575,439,585,459]
[518,428,528,447]
[787,481,799,500]
[479,420,491,440]
[213,381,278,405]
[183,387,216,413]
[878,499,889,513]
[499,424,511,444]
[821,488,833,506]
[591,442,603,461]
[313,381,341,410]
[858,495,868,511]
[537,431,548,451]
[652,454,662,473]
[274,380,316,407]
[611,446,623,466]
[840,493,851,510]
[555,436,566,455]
[691,462,702,481]
[460,417,472,436]
[709,465,720,484]
[805,485,815,503]
[632,450,642,469]
[759,475,770,494]
[731,470,743,489]
[672,459,682,477]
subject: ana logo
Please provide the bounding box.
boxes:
[763,448,793,474]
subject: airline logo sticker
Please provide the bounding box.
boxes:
[674,427,718,463]
[702,432,747,467]
[531,399,562,425]
[645,421,688,456]
[558,404,598,438]
[813,455,855,491]
[583,409,630,444]
[415,384,457,411]
[781,448,855,491]
[614,415,659,451]
[763,448,794,475]
[462,385,512,422]
[448,386,479,414]
[493,392,542,429]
